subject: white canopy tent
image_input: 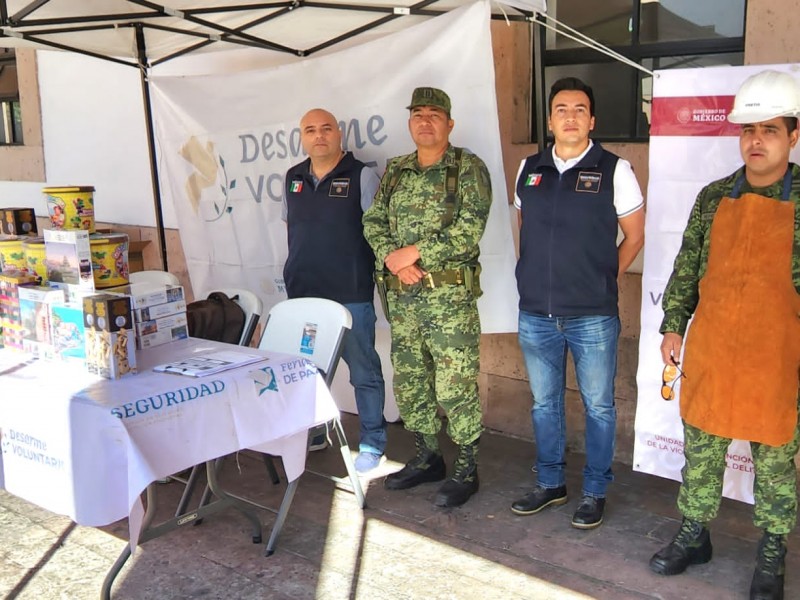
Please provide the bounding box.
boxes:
[1,0,543,66]
[0,0,543,268]
[0,0,650,270]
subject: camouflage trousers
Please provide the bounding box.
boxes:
[387,284,482,445]
[678,419,800,534]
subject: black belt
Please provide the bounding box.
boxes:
[378,268,472,291]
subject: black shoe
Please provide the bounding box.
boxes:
[385,452,446,490]
[510,485,567,515]
[750,531,786,600]
[650,518,713,576]
[433,440,480,508]
[434,472,479,507]
[571,496,605,529]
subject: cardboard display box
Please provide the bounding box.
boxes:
[135,311,188,337]
[19,286,65,359]
[1,208,38,236]
[0,271,40,350]
[133,298,187,322]
[44,229,94,301]
[51,303,86,363]
[106,281,185,310]
[83,294,137,379]
[138,322,189,349]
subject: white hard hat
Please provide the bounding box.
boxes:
[727,70,800,124]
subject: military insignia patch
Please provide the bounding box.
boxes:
[290,180,303,193]
[329,178,350,197]
[576,171,602,193]
[525,173,542,186]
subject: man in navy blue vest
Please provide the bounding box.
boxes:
[510,78,644,529]
[282,108,387,473]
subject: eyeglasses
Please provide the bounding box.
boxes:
[661,363,685,401]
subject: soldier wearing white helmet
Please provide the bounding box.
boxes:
[650,69,800,600]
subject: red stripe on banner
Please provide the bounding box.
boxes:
[651,96,740,137]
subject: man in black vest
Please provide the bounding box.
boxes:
[510,78,644,528]
[283,108,387,473]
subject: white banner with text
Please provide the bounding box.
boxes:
[149,0,517,335]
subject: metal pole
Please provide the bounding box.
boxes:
[135,23,169,272]
[532,13,548,150]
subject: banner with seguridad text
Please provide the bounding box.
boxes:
[634,63,800,504]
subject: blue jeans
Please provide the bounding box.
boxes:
[518,311,620,498]
[342,302,387,455]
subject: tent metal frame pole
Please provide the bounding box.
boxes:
[135,23,169,272]
[532,12,547,150]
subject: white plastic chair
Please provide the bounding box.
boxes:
[258,297,366,556]
[129,270,180,287]
[200,287,263,347]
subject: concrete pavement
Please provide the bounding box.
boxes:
[1,414,797,599]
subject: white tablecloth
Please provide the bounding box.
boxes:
[0,338,339,545]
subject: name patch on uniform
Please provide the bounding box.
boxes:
[576,171,602,193]
[290,180,303,193]
[525,173,542,186]
[329,178,350,197]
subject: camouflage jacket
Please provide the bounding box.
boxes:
[661,163,800,335]
[362,145,492,272]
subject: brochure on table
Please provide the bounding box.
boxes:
[152,350,265,377]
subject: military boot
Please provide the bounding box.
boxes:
[649,517,713,575]
[434,439,479,508]
[750,531,787,600]
[384,432,446,490]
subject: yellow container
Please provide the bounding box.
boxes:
[90,233,129,289]
[44,186,95,233]
[22,236,47,283]
[0,235,27,272]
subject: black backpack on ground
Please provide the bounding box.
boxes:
[186,291,245,344]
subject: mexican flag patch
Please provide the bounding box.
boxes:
[525,173,542,186]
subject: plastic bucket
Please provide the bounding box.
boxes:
[90,233,129,288]
[44,186,95,233]
[22,236,47,283]
[0,235,26,272]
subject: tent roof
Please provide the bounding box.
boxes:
[0,0,542,67]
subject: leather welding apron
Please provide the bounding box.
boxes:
[680,170,800,446]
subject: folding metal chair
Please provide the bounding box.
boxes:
[173,286,275,516]
[258,297,367,555]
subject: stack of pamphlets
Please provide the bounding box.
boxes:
[153,350,264,377]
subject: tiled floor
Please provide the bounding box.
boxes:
[1,414,796,599]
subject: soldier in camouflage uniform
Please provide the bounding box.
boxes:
[362,87,491,508]
[649,70,800,600]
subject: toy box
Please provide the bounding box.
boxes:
[51,303,86,363]
[106,281,185,310]
[83,294,137,379]
[135,308,188,348]
[0,208,38,236]
[138,322,189,349]
[135,311,188,337]
[133,298,187,322]
[0,271,40,350]
[18,286,65,359]
[44,229,94,301]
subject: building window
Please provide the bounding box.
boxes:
[0,49,23,145]
[534,0,746,142]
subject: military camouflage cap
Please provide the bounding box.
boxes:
[407,87,451,115]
